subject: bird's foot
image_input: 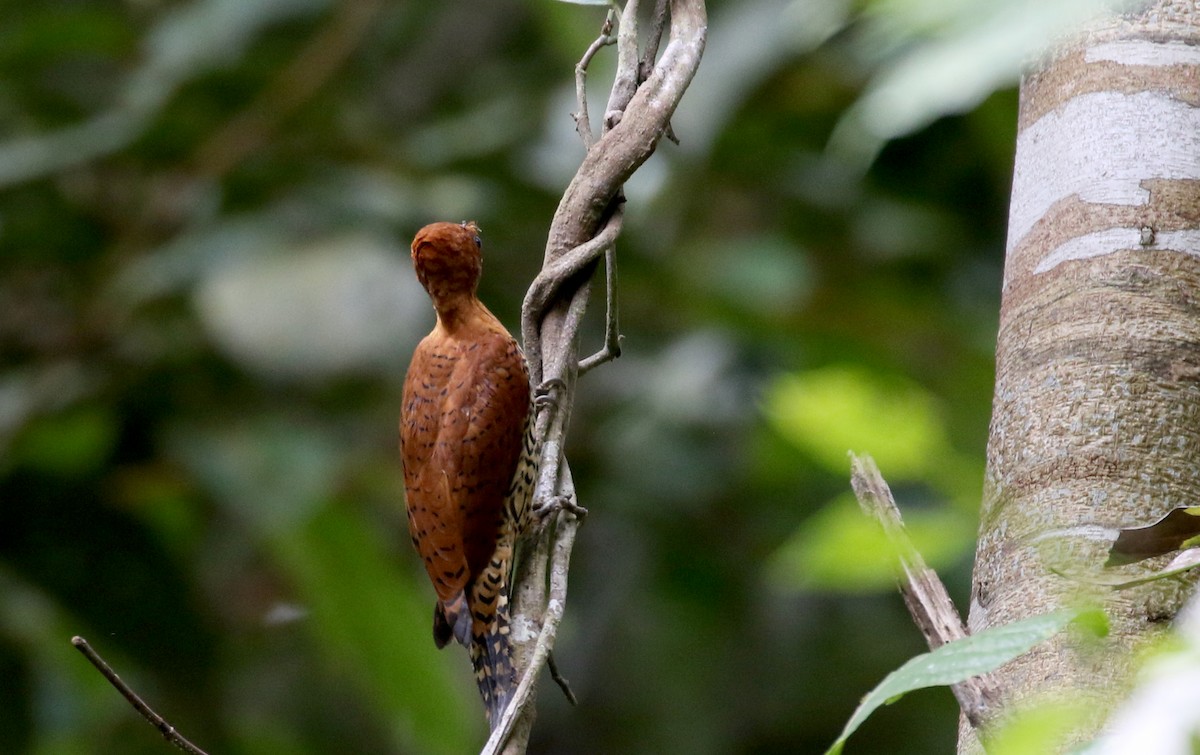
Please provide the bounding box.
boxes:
[535,494,588,524]
[534,377,567,412]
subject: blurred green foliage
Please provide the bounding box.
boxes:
[765,367,978,591]
[984,700,1096,755]
[0,0,1115,752]
[767,365,953,479]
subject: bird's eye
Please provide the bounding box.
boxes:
[473,235,482,249]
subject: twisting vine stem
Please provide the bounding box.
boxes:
[484,2,706,753]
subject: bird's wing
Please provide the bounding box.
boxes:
[400,331,529,603]
[437,333,530,579]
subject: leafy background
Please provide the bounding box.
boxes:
[0,0,1111,753]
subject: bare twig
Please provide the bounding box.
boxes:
[547,652,579,706]
[849,454,996,729]
[577,242,621,376]
[71,636,211,755]
[573,11,618,150]
[544,0,706,265]
[483,456,583,755]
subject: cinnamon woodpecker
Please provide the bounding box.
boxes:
[399,221,536,728]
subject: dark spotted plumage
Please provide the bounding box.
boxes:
[400,221,535,728]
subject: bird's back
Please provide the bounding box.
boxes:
[400,318,530,614]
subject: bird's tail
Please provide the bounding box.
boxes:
[469,420,535,729]
[469,589,518,729]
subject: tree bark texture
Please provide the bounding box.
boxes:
[962,1,1200,751]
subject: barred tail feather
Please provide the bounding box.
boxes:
[467,407,534,728]
[469,519,525,727]
[470,599,518,729]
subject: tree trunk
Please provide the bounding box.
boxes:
[961,1,1200,751]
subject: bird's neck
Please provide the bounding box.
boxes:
[433,295,503,336]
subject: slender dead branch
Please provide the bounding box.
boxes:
[71,636,211,755]
[849,454,996,730]
[573,11,617,150]
[544,0,707,265]
[486,276,594,755]
[577,242,621,376]
[484,472,583,755]
[490,2,706,753]
[547,652,579,706]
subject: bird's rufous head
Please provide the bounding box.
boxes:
[410,221,483,306]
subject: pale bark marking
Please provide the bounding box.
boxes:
[1085,39,1200,67]
[1008,90,1200,267]
[1034,228,1200,273]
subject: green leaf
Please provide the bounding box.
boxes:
[825,609,1082,755]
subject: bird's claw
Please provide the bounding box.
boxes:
[535,494,588,523]
[534,377,567,411]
